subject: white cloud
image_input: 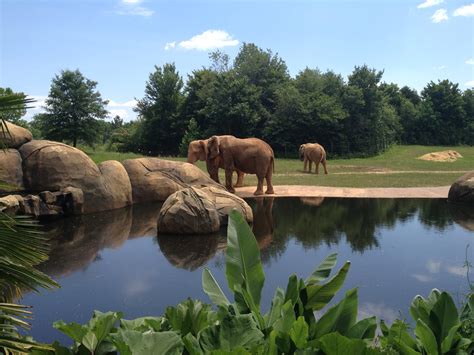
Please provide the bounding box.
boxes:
[453,4,474,17]
[107,99,137,108]
[109,109,129,119]
[465,80,474,87]
[417,0,444,9]
[164,41,176,50]
[116,0,153,17]
[412,273,433,282]
[178,30,239,51]
[431,9,448,22]
[426,260,441,273]
[466,58,474,65]
[359,303,398,324]
[446,265,466,277]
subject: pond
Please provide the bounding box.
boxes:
[21,197,473,343]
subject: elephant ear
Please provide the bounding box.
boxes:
[199,140,208,161]
[208,136,220,159]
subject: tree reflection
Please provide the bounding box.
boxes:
[38,197,472,278]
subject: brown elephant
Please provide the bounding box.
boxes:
[207,135,275,196]
[299,143,328,174]
[187,138,245,187]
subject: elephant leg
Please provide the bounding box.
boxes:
[303,158,308,172]
[322,159,328,174]
[254,175,265,196]
[309,161,313,173]
[265,169,274,195]
[225,169,235,193]
[315,162,319,174]
[234,171,245,188]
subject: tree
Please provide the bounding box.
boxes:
[233,43,290,136]
[179,118,202,156]
[135,63,184,155]
[38,69,108,147]
[417,80,467,145]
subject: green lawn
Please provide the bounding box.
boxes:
[80,145,472,188]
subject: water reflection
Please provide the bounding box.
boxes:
[39,198,473,278]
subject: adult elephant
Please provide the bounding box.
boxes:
[207,135,275,196]
[187,137,245,187]
[299,143,328,174]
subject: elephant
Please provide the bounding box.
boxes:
[206,135,275,196]
[187,138,245,187]
[299,143,328,174]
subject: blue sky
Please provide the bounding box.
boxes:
[1,0,473,121]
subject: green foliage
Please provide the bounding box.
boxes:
[0,88,30,124]
[33,69,108,147]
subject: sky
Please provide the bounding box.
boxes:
[1,0,473,121]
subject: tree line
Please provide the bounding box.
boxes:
[3,43,473,157]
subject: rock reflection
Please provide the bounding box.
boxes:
[157,233,226,271]
[449,203,474,232]
[39,207,133,277]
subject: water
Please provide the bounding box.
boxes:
[21,198,473,343]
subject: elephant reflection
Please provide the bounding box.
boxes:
[252,197,275,250]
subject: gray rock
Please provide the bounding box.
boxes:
[0,121,33,148]
[0,149,24,188]
[448,171,474,203]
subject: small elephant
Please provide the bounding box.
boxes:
[206,135,275,196]
[299,143,328,174]
[187,137,245,187]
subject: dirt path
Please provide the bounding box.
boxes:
[274,170,468,176]
[235,185,450,198]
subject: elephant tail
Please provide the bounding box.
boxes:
[271,156,275,174]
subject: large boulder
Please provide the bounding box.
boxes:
[122,158,223,204]
[0,121,33,148]
[0,149,23,188]
[200,186,253,224]
[448,171,474,203]
[157,187,221,235]
[19,140,132,213]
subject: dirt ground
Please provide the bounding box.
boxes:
[235,185,450,198]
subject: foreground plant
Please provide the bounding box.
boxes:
[37,211,473,354]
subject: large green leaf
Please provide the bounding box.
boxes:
[120,316,165,332]
[289,316,308,349]
[430,291,459,344]
[414,319,438,355]
[111,329,184,355]
[53,321,88,344]
[165,299,212,337]
[314,288,358,338]
[202,268,230,307]
[226,210,265,308]
[347,316,377,340]
[306,253,338,284]
[265,288,285,328]
[318,332,381,355]
[305,261,351,311]
[198,313,264,352]
[440,323,461,354]
[272,301,296,334]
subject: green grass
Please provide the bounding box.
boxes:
[80,145,473,188]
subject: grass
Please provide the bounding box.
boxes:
[80,145,473,188]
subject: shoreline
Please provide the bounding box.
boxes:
[235,185,450,199]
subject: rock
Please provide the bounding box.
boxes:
[0,195,22,214]
[129,202,162,239]
[19,140,132,213]
[449,203,474,232]
[448,171,474,203]
[0,149,24,188]
[19,194,42,216]
[122,158,223,204]
[98,160,133,211]
[157,187,221,235]
[200,186,253,224]
[0,121,33,148]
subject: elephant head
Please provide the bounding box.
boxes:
[299,144,306,161]
[207,136,220,160]
[187,140,207,163]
